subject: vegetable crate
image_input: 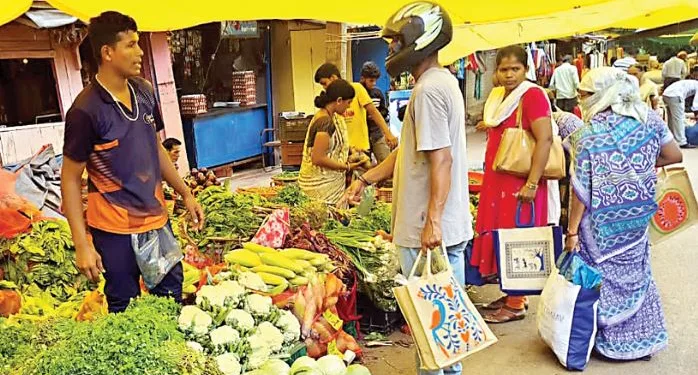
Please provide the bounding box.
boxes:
[281,142,304,167]
[357,293,404,335]
[376,188,392,203]
[279,115,312,142]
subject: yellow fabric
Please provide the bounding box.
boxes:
[691,31,698,47]
[10,0,692,64]
[343,82,372,151]
[0,0,31,27]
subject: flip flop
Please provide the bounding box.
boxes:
[484,306,526,324]
[479,296,529,311]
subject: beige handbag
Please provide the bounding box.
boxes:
[492,101,566,180]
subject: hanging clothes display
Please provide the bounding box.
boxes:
[526,44,537,82]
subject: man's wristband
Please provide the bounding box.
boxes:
[358,175,373,186]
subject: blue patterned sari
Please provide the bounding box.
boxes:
[564,109,673,360]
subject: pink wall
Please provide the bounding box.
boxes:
[148,32,188,174]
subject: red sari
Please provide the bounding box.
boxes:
[472,87,550,277]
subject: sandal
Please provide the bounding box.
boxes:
[484,306,526,324]
[479,296,529,311]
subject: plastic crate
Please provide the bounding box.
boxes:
[357,293,403,335]
[279,116,312,142]
[376,188,392,203]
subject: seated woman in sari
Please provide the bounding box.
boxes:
[565,67,683,361]
[299,79,364,205]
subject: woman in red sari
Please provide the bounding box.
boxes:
[473,45,554,323]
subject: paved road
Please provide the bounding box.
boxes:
[363,131,698,374]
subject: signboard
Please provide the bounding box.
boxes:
[221,21,259,38]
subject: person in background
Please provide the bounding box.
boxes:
[662,50,688,89]
[342,3,470,373]
[298,79,363,205]
[566,67,682,361]
[549,55,580,113]
[612,51,637,72]
[314,63,398,154]
[61,12,204,313]
[473,45,553,323]
[162,138,182,170]
[662,67,698,149]
[359,61,392,163]
[628,64,660,110]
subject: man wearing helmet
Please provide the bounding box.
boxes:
[360,61,392,163]
[342,3,471,373]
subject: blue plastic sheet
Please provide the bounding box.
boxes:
[556,252,603,290]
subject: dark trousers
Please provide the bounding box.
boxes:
[91,226,183,313]
[556,98,578,113]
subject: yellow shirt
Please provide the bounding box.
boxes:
[341,82,372,150]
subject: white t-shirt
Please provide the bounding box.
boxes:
[392,67,473,248]
[550,63,580,99]
[663,80,698,111]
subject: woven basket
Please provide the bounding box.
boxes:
[376,188,393,203]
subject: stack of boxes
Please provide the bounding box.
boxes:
[232,71,256,106]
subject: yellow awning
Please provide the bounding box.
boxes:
[0,0,31,27]
[36,0,698,63]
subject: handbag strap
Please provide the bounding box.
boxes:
[515,201,536,228]
[407,244,450,279]
[515,99,524,130]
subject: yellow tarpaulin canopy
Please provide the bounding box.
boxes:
[2,0,696,62]
[0,0,31,28]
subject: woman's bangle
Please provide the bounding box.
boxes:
[566,232,578,237]
[358,175,372,186]
[525,181,538,190]
[345,162,350,172]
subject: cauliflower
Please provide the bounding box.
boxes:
[196,281,246,311]
[246,344,272,370]
[186,341,204,352]
[275,309,301,344]
[238,272,268,292]
[225,309,255,333]
[216,353,242,375]
[210,325,241,348]
[178,305,213,336]
[257,322,285,352]
[244,294,273,317]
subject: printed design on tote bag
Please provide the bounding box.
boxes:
[417,277,488,357]
[505,240,552,278]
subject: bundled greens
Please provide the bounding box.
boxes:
[0,220,89,302]
[187,186,270,247]
[272,184,309,207]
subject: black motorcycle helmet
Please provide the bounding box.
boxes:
[381,1,453,77]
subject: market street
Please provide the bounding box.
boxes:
[361,130,698,374]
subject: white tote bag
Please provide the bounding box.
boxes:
[394,247,498,370]
[494,202,563,295]
[537,253,600,371]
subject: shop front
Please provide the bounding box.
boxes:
[172,21,272,170]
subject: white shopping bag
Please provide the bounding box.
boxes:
[537,254,600,371]
[394,247,498,370]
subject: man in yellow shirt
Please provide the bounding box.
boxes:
[314,63,397,152]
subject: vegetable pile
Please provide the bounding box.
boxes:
[0,220,89,302]
[185,167,223,197]
[285,224,354,285]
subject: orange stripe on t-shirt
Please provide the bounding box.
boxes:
[94,139,119,151]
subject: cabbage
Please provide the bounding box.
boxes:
[345,365,371,375]
[316,356,346,375]
[290,356,318,375]
[260,359,291,375]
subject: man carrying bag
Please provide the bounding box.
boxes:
[342,2,482,373]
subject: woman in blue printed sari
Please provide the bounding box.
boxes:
[564,67,683,361]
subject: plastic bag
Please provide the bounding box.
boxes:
[131,224,183,289]
[0,169,42,239]
[557,252,603,290]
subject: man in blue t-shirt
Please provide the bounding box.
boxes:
[359,61,393,163]
[61,11,204,312]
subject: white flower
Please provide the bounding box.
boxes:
[210,325,241,348]
[225,309,255,332]
[245,294,273,316]
[257,322,285,352]
[275,309,301,344]
[186,341,204,352]
[216,353,242,375]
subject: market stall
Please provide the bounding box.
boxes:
[172,21,272,170]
